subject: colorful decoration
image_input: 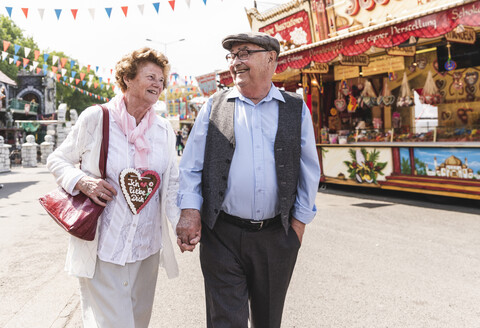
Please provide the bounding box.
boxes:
[344,148,387,184]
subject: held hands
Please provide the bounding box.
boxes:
[176,209,202,253]
[290,217,305,245]
[75,176,117,206]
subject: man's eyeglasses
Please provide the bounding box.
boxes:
[225,49,269,62]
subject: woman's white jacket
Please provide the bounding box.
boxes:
[47,104,180,279]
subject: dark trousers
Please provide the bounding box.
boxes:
[200,213,301,328]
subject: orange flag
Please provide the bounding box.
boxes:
[56,73,61,81]
[112,85,116,92]
[121,6,128,17]
[75,79,80,85]
[16,61,21,67]
[51,66,58,73]
[71,9,78,19]
[80,72,86,80]
[3,41,10,52]
[22,8,28,18]
[94,82,98,89]
[22,58,29,67]
[87,65,91,72]
[37,68,43,74]
[60,57,68,68]
[34,50,40,60]
[169,0,175,11]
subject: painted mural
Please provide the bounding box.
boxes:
[322,146,393,185]
[401,148,480,179]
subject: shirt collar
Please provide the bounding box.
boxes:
[227,83,285,104]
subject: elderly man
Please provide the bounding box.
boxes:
[177,32,320,328]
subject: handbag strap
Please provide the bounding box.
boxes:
[98,105,109,179]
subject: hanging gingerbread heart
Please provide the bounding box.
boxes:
[435,79,446,90]
[466,85,477,95]
[457,108,473,124]
[382,95,396,106]
[464,72,478,85]
[119,168,161,215]
[334,98,347,111]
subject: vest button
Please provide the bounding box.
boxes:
[281,181,287,185]
[279,164,285,168]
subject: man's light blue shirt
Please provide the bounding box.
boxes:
[177,84,320,224]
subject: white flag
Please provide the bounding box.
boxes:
[38,8,45,20]
[185,0,191,8]
[1,51,8,61]
[89,8,95,20]
[138,4,144,15]
[33,61,39,69]
[52,55,59,65]
[24,47,31,58]
[61,68,67,76]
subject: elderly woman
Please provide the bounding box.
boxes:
[47,47,179,327]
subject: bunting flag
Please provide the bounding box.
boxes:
[22,58,29,68]
[24,47,31,58]
[51,66,57,73]
[8,58,13,64]
[34,49,40,60]
[75,78,80,85]
[61,68,67,76]
[5,7,12,18]
[43,53,49,62]
[105,7,112,18]
[87,64,91,72]
[89,8,95,20]
[13,55,18,63]
[80,72,85,80]
[70,59,75,69]
[1,51,8,61]
[94,82,98,89]
[169,1,175,11]
[153,2,160,14]
[52,55,58,65]
[37,68,43,74]
[138,4,144,15]
[71,9,78,19]
[33,61,39,69]
[21,8,28,18]
[185,0,191,8]
[82,80,87,86]
[121,6,128,17]
[71,71,76,78]
[203,0,207,5]
[55,9,62,20]
[37,8,44,20]
[60,57,67,68]
[14,44,20,55]
[3,41,10,52]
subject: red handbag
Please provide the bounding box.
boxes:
[39,105,109,241]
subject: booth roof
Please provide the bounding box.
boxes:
[0,70,17,86]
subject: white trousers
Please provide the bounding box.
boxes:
[78,251,160,328]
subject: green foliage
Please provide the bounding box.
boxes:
[343,147,388,184]
[0,15,115,113]
[414,158,427,175]
[401,157,411,174]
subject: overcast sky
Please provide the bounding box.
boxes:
[3,0,290,82]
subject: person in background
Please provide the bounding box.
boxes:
[176,130,184,156]
[47,47,180,327]
[176,32,320,328]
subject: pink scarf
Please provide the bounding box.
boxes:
[109,95,156,169]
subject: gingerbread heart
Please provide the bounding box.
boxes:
[435,79,446,90]
[417,58,427,69]
[334,98,346,111]
[464,72,478,85]
[457,108,473,124]
[441,110,452,121]
[119,168,160,215]
[466,85,476,94]
[382,95,395,106]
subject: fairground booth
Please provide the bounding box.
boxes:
[227,0,480,200]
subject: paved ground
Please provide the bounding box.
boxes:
[1,165,480,327]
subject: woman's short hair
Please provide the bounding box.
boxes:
[115,47,170,93]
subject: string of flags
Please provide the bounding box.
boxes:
[61,81,110,102]
[2,1,211,20]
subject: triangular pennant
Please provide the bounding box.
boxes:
[60,57,67,68]
[95,66,99,73]
[71,9,78,20]
[52,55,58,65]
[43,64,48,70]
[38,8,44,20]
[203,0,207,5]
[88,75,94,82]
[61,68,67,76]
[105,7,112,18]
[8,58,13,64]
[22,58,29,68]
[89,8,95,20]
[16,61,21,67]
[94,82,98,89]
[88,81,92,87]
[168,1,175,11]
[33,61,39,69]
[14,44,20,55]
[34,50,40,60]
[43,53,49,62]
[82,80,86,86]
[29,65,34,72]
[185,0,191,8]
[99,77,103,83]
[2,51,8,61]
[55,9,62,20]
[21,8,28,18]
[24,47,31,58]
[152,2,160,13]
[71,71,77,78]
[75,79,80,85]
[37,68,43,74]
[51,66,57,73]
[13,55,19,63]
[70,60,75,69]
[110,68,113,75]
[100,83,104,90]
[69,77,74,83]
[87,64,91,72]
[137,4,145,15]
[3,41,10,52]
[112,85,116,92]
[80,72,86,81]
[121,6,128,17]
[6,7,12,18]
[56,73,61,81]
[107,78,110,84]
[106,84,110,90]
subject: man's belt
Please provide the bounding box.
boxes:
[221,211,281,231]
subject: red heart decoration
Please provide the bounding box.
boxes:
[334,98,346,111]
[457,108,473,124]
[119,168,161,215]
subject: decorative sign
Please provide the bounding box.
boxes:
[361,55,405,77]
[260,10,312,48]
[445,27,476,44]
[302,62,329,74]
[119,168,160,215]
[219,71,233,87]
[334,65,360,80]
[387,46,416,57]
[195,72,217,97]
[339,54,369,66]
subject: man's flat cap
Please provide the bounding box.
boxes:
[222,32,280,55]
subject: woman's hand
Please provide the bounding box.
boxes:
[75,176,117,206]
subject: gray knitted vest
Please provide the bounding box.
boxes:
[201,89,303,233]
